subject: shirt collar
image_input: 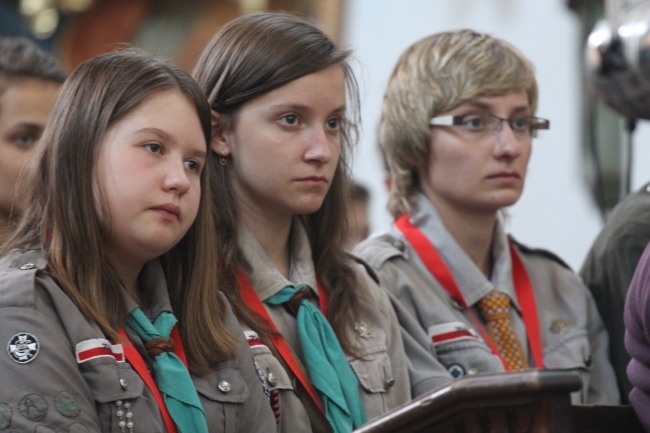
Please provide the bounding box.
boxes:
[122,259,173,319]
[403,193,517,308]
[239,218,318,301]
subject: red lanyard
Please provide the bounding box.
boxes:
[395,214,544,369]
[237,270,327,414]
[117,326,187,433]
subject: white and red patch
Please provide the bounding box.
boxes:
[244,330,266,349]
[76,339,124,363]
[428,321,479,345]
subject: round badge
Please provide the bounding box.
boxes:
[7,332,39,364]
[54,391,81,418]
[18,394,48,422]
[0,402,12,429]
[448,364,465,379]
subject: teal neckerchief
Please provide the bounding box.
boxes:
[266,284,367,432]
[127,309,208,433]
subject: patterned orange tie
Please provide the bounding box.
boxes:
[477,290,529,371]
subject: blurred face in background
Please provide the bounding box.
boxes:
[0,78,60,224]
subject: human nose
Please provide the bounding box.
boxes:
[492,122,524,157]
[304,127,333,164]
[163,158,191,194]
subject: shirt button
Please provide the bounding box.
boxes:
[20,263,35,270]
[267,372,278,386]
[119,378,128,390]
[218,380,232,393]
[392,240,405,252]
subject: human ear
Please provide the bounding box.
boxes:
[210,109,231,157]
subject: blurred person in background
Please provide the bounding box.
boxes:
[0,37,65,240]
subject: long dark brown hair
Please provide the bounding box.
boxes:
[193,12,366,354]
[2,48,237,374]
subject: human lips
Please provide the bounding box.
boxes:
[486,171,521,180]
[296,175,329,186]
[151,203,181,221]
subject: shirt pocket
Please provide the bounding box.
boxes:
[349,329,395,393]
[543,329,590,403]
[250,343,294,391]
[348,328,396,417]
[429,322,503,377]
[195,366,249,433]
[78,357,158,433]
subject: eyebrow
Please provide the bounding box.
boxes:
[136,127,173,141]
[267,102,346,115]
[14,123,45,130]
[459,100,530,114]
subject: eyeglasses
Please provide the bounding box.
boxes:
[429,113,550,138]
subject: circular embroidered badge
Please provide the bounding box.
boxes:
[18,394,48,422]
[7,333,39,364]
[54,391,81,418]
[0,402,12,430]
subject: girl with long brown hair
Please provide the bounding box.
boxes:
[193,12,410,433]
[0,48,274,432]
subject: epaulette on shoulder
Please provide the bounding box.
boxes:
[509,236,573,271]
[0,248,47,308]
[353,233,407,269]
[346,253,380,285]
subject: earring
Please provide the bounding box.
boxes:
[219,154,228,166]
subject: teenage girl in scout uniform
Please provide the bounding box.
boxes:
[353,29,619,404]
[192,12,411,433]
[0,37,65,240]
[0,49,274,432]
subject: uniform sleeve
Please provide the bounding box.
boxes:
[0,279,102,432]
[225,299,277,433]
[358,268,412,410]
[624,244,650,430]
[375,264,453,397]
[354,237,453,397]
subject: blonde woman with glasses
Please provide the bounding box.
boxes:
[354,29,619,404]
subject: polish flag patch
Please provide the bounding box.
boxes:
[76,339,124,363]
[429,321,479,345]
[244,330,265,349]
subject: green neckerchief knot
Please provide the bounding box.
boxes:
[127,308,208,433]
[265,284,367,433]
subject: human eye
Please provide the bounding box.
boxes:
[184,159,203,174]
[279,114,299,126]
[326,116,342,131]
[144,142,163,154]
[510,117,530,133]
[460,114,489,132]
[11,133,38,149]
[9,128,42,150]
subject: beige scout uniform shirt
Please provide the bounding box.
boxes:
[354,194,620,405]
[0,247,275,432]
[239,220,411,433]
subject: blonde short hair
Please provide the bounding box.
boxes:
[380,29,538,218]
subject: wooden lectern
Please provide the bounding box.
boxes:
[353,370,643,433]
